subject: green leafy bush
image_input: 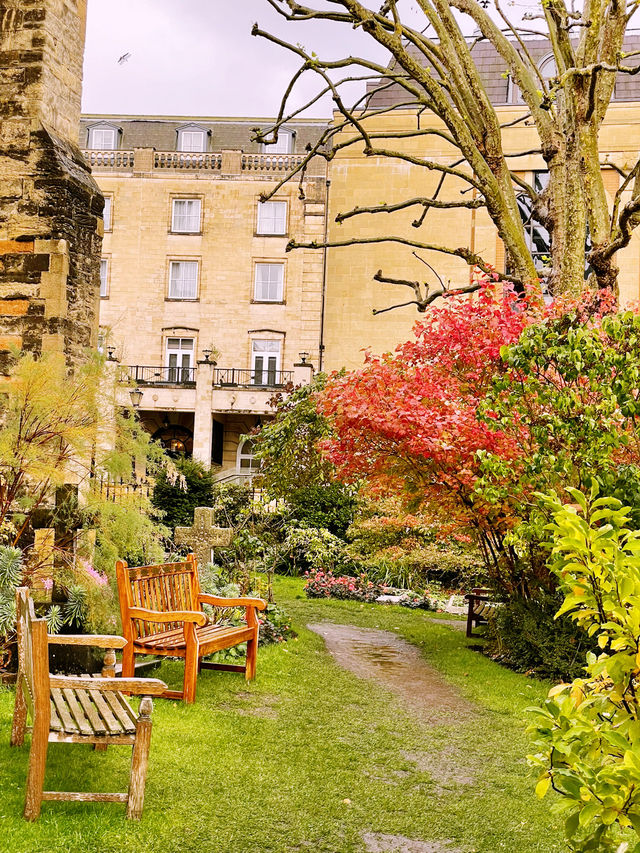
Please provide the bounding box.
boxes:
[210,482,252,527]
[90,500,168,579]
[151,456,214,530]
[485,590,592,681]
[280,525,350,575]
[287,482,356,538]
[528,489,640,852]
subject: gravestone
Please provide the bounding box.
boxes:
[174,507,233,569]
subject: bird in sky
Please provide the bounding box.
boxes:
[117,52,131,65]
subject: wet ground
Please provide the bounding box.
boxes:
[308,622,475,853]
[307,623,475,725]
[363,836,463,853]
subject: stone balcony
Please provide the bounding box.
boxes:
[82,148,324,177]
[118,363,306,415]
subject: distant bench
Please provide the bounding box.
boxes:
[464,587,497,637]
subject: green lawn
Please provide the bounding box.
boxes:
[0,578,562,853]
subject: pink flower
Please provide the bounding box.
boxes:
[43,578,53,591]
[81,560,108,586]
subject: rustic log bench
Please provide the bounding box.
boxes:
[464,587,496,637]
[116,553,267,704]
[10,587,167,821]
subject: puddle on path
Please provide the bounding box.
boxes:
[363,833,464,853]
[308,623,474,724]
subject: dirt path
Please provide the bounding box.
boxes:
[307,623,475,725]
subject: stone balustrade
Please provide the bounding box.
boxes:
[241,153,307,172]
[153,151,222,170]
[82,148,322,177]
[83,149,135,168]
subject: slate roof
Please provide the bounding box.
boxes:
[365,34,640,109]
[79,116,329,153]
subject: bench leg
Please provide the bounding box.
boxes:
[466,601,475,638]
[121,642,135,679]
[126,698,153,820]
[245,633,258,681]
[11,677,27,747]
[183,625,199,704]
[23,716,48,821]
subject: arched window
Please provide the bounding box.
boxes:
[508,54,558,104]
[237,439,260,475]
[516,172,551,271]
[152,424,193,456]
[538,54,557,84]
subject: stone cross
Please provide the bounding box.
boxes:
[174,507,233,569]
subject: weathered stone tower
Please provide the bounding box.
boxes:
[0,0,102,370]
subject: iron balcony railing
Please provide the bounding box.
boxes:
[214,368,293,388]
[123,365,197,386]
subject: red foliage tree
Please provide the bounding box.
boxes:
[319,281,535,569]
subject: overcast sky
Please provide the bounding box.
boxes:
[81,0,393,119]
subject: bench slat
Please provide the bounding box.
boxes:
[87,688,123,735]
[50,688,78,733]
[74,688,107,736]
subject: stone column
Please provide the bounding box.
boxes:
[133,147,155,174]
[0,0,103,373]
[192,359,215,468]
[292,361,314,387]
[221,150,243,175]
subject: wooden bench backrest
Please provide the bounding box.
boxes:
[116,554,202,640]
[15,587,49,721]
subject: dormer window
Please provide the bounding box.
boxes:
[177,125,207,153]
[88,123,119,150]
[261,129,294,155]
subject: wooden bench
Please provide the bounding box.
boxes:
[10,587,167,821]
[465,587,496,637]
[116,553,267,704]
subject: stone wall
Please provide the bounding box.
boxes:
[0,0,102,371]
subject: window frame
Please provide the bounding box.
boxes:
[256,200,288,236]
[88,125,118,150]
[167,259,200,301]
[261,129,294,155]
[177,126,207,153]
[164,336,195,384]
[236,438,261,474]
[170,197,203,234]
[102,196,113,232]
[99,257,110,299]
[250,339,282,386]
[253,261,285,303]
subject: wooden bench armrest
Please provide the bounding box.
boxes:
[49,674,168,695]
[197,594,267,611]
[128,606,207,626]
[47,634,127,649]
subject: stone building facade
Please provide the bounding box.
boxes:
[0,0,102,371]
[79,115,326,477]
[323,38,640,370]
